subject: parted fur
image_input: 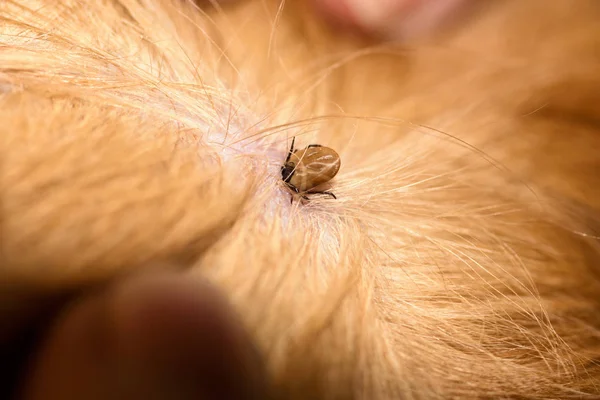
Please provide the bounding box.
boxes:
[1,0,600,398]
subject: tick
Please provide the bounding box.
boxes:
[281,137,341,202]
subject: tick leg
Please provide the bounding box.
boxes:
[307,190,337,199]
[285,137,296,164]
[306,144,322,148]
[288,184,300,204]
[296,186,311,202]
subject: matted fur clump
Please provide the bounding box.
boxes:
[2,0,600,398]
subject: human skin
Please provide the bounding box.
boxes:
[311,0,474,39]
[10,274,270,400]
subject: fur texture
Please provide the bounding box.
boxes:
[1,0,600,398]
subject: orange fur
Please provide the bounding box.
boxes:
[1,0,600,398]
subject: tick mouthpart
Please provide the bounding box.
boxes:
[281,164,295,183]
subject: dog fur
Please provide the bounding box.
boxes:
[1,0,600,398]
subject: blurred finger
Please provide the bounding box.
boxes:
[18,273,269,400]
[316,0,475,39]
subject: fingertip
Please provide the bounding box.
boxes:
[315,0,475,40]
[20,273,270,400]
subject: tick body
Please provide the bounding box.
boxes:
[281,137,341,202]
